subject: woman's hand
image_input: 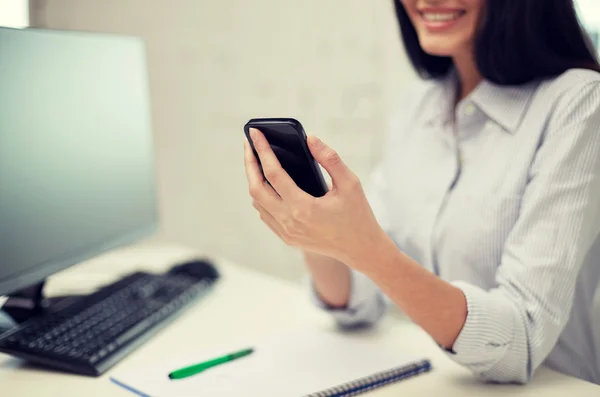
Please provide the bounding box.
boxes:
[243,128,389,270]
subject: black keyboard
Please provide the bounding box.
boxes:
[0,266,218,376]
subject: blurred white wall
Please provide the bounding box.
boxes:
[0,0,28,28]
[576,0,600,26]
[28,0,415,282]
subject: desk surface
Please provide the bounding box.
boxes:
[1,243,598,396]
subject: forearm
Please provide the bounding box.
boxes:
[350,232,467,349]
[303,251,351,308]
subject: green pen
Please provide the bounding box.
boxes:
[168,348,254,380]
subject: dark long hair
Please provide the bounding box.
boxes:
[394,0,600,85]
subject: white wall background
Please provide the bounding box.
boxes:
[576,0,600,26]
[0,0,28,27]
[28,0,415,282]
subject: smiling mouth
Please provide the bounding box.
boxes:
[418,9,466,30]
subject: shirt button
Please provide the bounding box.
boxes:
[464,103,476,116]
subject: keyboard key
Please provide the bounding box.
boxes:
[53,344,70,355]
[67,349,82,358]
[97,348,108,359]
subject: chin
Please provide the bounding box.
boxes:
[421,46,455,57]
[419,40,459,57]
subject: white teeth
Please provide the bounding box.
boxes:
[422,12,462,22]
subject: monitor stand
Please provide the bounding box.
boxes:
[0,280,82,327]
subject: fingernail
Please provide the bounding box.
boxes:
[250,128,258,140]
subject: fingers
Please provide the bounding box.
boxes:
[244,139,284,213]
[249,128,308,202]
[307,135,358,191]
[252,201,288,242]
[243,138,262,185]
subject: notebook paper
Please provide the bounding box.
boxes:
[110,328,431,397]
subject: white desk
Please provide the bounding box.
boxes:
[1,243,598,396]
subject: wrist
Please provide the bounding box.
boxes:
[342,228,398,276]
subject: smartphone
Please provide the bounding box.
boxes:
[244,118,328,197]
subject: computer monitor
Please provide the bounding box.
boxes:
[0,27,158,302]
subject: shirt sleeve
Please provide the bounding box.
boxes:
[445,80,600,383]
[308,269,387,328]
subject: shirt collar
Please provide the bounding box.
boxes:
[422,69,538,134]
[424,71,457,127]
[469,79,539,133]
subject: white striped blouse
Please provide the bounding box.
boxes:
[311,68,600,384]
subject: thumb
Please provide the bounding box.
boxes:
[307,135,354,189]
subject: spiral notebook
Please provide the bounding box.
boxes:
[110,328,432,397]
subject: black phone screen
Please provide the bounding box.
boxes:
[246,121,328,197]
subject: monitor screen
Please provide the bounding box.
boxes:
[0,27,158,296]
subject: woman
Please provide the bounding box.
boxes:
[243,0,600,384]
